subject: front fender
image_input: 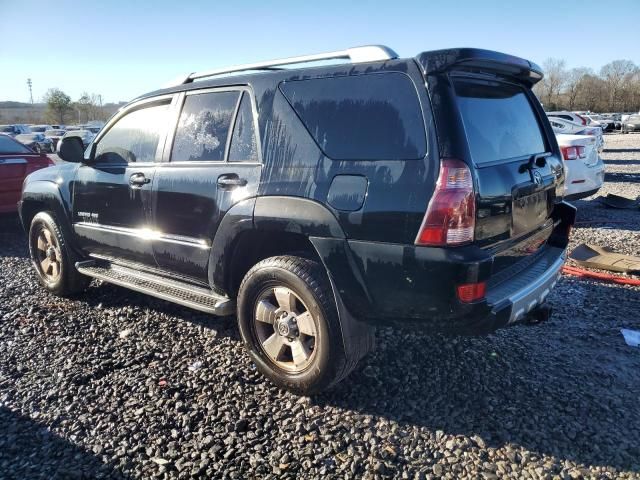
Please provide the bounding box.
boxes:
[19,178,78,254]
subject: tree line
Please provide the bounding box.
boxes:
[533,58,640,113]
[43,88,110,124]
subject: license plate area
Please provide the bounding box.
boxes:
[512,190,550,236]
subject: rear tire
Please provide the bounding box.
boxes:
[28,211,90,296]
[237,255,364,394]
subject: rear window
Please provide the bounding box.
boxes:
[455,79,546,164]
[280,73,426,160]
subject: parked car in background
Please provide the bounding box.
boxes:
[15,133,54,153]
[0,124,31,137]
[547,111,588,126]
[0,134,53,213]
[29,125,54,133]
[584,114,615,132]
[547,117,604,150]
[622,114,640,133]
[44,129,67,150]
[556,133,605,200]
[20,46,575,394]
[60,129,95,148]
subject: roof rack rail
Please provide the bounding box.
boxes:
[165,45,399,87]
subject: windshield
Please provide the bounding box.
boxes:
[454,78,546,164]
[0,135,32,154]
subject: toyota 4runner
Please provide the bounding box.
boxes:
[20,46,576,394]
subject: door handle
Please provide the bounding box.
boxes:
[217,174,247,188]
[129,173,150,187]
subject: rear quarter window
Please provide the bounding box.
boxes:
[280,72,426,160]
[454,79,547,164]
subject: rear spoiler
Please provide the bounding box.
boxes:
[415,48,543,86]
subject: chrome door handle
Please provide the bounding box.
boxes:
[129,173,150,187]
[217,174,247,188]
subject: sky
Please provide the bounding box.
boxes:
[1,0,639,104]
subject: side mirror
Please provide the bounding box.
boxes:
[58,136,85,163]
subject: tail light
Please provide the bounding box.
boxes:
[456,282,487,303]
[415,158,475,246]
[561,146,585,160]
[576,114,587,126]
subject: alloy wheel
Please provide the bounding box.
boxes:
[34,226,62,282]
[253,286,317,372]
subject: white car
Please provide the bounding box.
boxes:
[547,117,604,150]
[547,111,589,126]
[556,133,605,200]
[583,114,615,132]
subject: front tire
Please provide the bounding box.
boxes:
[237,256,359,394]
[28,211,90,296]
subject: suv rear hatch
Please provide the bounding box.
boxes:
[417,49,565,275]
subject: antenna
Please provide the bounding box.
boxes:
[27,78,33,104]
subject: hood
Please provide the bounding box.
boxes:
[24,161,78,184]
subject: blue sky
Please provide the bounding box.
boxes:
[1,0,639,104]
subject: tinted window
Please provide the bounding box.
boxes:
[30,126,46,132]
[0,135,31,154]
[280,73,426,160]
[172,91,239,162]
[228,92,258,162]
[454,79,546,164]
[95,102,169,163]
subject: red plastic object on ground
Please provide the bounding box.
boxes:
[562,265,640,287]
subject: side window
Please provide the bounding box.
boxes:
[95,102,169,163]
[279,73,427,160]
[228,92,258,162]
[171,91,240,162]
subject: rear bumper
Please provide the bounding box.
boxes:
[312,202,575,334]
[485,246,565,326]
[564,157,605,199]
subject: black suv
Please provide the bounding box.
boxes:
[20,46,575,394]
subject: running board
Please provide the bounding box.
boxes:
[75,260,235,316]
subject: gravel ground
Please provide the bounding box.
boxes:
[2,134,640,479]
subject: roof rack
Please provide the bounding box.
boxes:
[165,45,399,87]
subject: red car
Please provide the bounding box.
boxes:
[0,134,54,214]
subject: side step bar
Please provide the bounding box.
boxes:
[75,260,235,316]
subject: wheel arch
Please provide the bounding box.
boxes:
[209,196,346,296]
[20,181,74,240]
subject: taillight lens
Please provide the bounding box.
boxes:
[561,146,578,160]
[456,282,487,303]
[561,146,586,160]
[415,158,475,246]
[576,114,587,126]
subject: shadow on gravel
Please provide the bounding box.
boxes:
[313,280,640,472]
[602,158,640,165]
[0,407,124,479]
[80,282,240,339]
[604,172,640,183]
[0,214,28,259]
[603,148,640,153]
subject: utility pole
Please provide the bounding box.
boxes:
[27,78,33,104]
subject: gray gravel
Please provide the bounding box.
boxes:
[2,134,640,479]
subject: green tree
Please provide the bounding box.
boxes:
[44,88,72,124]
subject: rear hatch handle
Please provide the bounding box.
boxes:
[518,153,550,174]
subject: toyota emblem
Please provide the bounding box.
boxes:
[532,170,543,185]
